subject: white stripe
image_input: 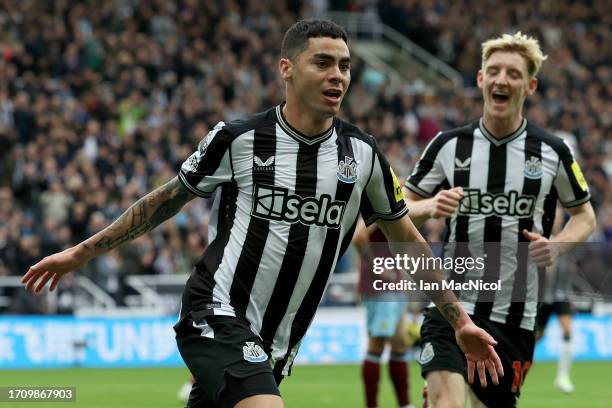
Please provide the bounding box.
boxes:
[246,127,298,334]
[211,130,255,306]
[207,192,221,244]
[271,132,341,361]
[492,133,527,317]
[459,130,490,307]
[442,137,459,241]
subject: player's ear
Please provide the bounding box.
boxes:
[476,69,484,89]
[279,58,293,82]
[526,77,537,96]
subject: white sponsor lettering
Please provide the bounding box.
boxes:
[251,184,346,228]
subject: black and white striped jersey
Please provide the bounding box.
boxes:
[178,104,407,376]
[406,119,590,330]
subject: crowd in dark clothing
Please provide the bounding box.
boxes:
[0,1,609,311]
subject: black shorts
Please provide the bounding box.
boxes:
[536,301,572,330]
[419,308,535,408]
[174,311,281,408]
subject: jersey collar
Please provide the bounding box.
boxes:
[275,104,335,145]
[478,117,527,146]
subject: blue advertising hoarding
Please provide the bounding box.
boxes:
[1,310,610,369]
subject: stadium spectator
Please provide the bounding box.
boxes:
[0,0,607,308]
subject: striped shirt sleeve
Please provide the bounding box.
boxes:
[406,132,447,197]
[361,146,408,226]
[178,121,234,197]
[553,140,591,207]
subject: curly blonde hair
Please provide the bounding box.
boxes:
[482,32,548,78]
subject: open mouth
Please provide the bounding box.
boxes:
[492,92,510,104]
[323,89,342,101]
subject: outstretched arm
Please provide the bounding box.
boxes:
[376,214,504,387]
[22,177,196,293]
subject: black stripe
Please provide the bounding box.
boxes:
[408,133,456,191]
[180,128,234,190]
[259,143,320,349]
[282,134,356,366]
[338,217,358,259]
[229,126,276,317]
[186,182,239,313]
[474,143,507,315]
[507,135,542,326]
[541,187,558,238]
[451,133,474,291]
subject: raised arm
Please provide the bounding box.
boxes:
[22,177,196,293]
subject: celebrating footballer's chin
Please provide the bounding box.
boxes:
[21,19,505,408]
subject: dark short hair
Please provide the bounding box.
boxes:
[281,19,348,60]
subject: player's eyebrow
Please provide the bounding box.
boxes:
[312,53,351,64]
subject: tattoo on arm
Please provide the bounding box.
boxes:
[91,177,194,251]
[442,303,460,326]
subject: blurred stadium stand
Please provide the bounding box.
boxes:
[0,0,609,317]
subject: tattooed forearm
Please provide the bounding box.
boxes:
[88,177,194,253]
[441,303,460,326]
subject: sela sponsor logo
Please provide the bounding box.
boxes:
[523,156,543,179]
[251,184,346,228]
[458,189,536,217]
[454,157,471,171]
[243,342,268,363]
[254,155,275,171]
[337,156,357,183]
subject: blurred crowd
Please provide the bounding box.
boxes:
[0,0,609,311]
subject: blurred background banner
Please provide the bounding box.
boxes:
[0,315,181,369]
[2,309,611,369]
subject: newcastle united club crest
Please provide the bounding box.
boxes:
[337,156,358,183]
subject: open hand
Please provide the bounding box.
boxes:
[22,246,88,294]
[455,322,504,387]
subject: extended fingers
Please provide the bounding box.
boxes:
[24,269,47,292]
[49,274,62,292]
[467,360,475,384]
[34,272,54,294]
[477,361,487,387]
[485,359,498,385]
[491,346,504,377]
[22,264,43,285]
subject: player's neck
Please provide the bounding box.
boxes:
[482,112,524,140]
[282,102,333,137]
